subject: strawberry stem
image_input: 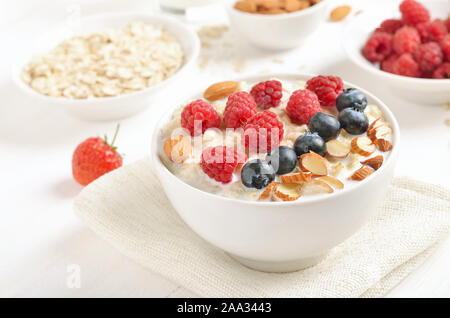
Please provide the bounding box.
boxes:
[110,123,120,148]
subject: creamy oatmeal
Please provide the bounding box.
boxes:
[160,77,393,202]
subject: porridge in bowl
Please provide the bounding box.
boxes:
[160,75,394,202]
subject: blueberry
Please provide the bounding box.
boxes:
[293,132,326,157]
[308,112,341,142]
[336,88,368,112]
[338,108,369,135]
[241,159,275,189]
[266,146,298,175]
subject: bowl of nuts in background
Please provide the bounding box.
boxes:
[227,0,327,50]
[12,13,200,121]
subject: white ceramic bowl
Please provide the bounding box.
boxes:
[226,0,327,50]
[343,0,450,105]
[11,13,200,121]
[151,73,400,273]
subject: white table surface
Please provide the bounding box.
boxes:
[0,0,449,298]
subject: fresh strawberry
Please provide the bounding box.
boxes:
[72,125,123,186]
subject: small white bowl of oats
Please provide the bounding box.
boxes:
[12,13,200,121]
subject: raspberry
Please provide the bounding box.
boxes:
[377,19,404,34]
[393,26,421,54]
[432,63,450,78]
[399,0,430,26]
[200,146,246,184]
[223,91,257,128]
[417,19,448,42]
[445,17,450,32]
[306,75,344,107]
[381,54,399,73]
[181,99,221,136]
[286,89,322,125]
[363,32,393,62]
[440,34,450,61]
[413,42,443,72]
[244,110,284,153]
[392,53,421,77]
[250,80,282,109]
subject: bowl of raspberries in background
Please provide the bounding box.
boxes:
[343,0,450,104]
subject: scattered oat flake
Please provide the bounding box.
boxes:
[445,119,450,126]
[443,103,450,111]
[234,59,246,73]
[272,58,284,64]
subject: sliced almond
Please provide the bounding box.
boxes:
[351,136,376,156]
[163,135,192,163]
[326,139,350,158]
[274,183,302,201]
[375,139,393,152]
[203,81,239,101]
[315,176,344,190]
[369,125,392,142]
[301,180,334,195]
[349,166,374,181]
[330,5,351,21]
[361,155,383,171]
[280,172,312,184]
[258,181,279,200]
[330,161,345,177]
[299,152,328,176]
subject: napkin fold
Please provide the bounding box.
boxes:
[74,159,450,298]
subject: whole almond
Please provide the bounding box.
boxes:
[234,0,257,13]
[330,5,351,21]
[203,81,239,101]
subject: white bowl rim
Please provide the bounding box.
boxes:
[152,72,401,207]
[12,12,201,104]
[227,0,327,19]
[343,10,450,84]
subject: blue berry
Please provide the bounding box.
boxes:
[308,112,341,142]
[338,108,369,135]
[336,88,368,112]
[241,159,275,189]
[294,132,326,157]
[266,146,298,175]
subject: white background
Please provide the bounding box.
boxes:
[0,0,449,297]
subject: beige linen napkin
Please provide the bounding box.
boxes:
[74,158,450,298]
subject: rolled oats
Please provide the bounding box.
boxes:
[21,22,183,99]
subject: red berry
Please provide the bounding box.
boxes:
[393,26,421,55]
[440,34,450,62]
[432,63,450,78]
[250,80,282,109]
[200,146,246,184]
[416,22,431,41]
[244,110,284,153]
[381,54,399,73]
[363,32,393,62]
[377,19,404,34]
[417,19,448,42]
[286,89,322,125]
[72,130,123,186]
[223,91,257,128]
[392,53,421,77]
[181,99,221,136]
[399,0,430,26]
[445,17,450,32]
[306,75,344,107]
[413,42,443,72]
